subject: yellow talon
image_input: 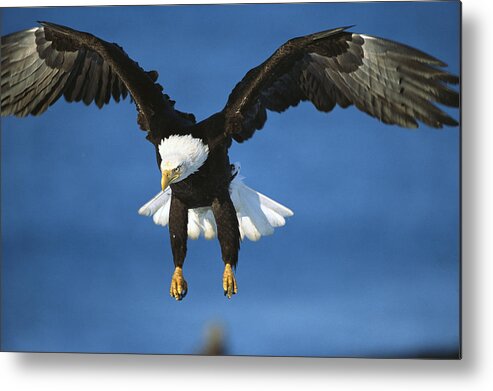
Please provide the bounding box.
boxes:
[169,266,188,301]
[222,263,238,299]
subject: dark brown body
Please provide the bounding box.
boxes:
[168,117,241,269]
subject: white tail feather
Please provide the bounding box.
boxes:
[138,189,172,217]
[138,164,293,241]
[187,213,201,239]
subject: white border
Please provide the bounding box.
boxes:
[2,0,492,390]
[0,0,447,6]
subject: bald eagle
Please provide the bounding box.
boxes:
[1,22,459,300]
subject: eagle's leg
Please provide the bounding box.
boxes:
[222,264,237,299]
[168,195,189,301]
[212,194,240,299]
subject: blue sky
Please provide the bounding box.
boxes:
[1,2,460,357]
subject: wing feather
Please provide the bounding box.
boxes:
[1,22,195,151]
[1,26,129,116]
[222,27,459,143]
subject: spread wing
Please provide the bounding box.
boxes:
[1,22,195,143]
[222,26,459,143]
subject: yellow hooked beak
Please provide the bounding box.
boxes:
[161,170,180,191]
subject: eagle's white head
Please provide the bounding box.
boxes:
[158,135,209,190]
